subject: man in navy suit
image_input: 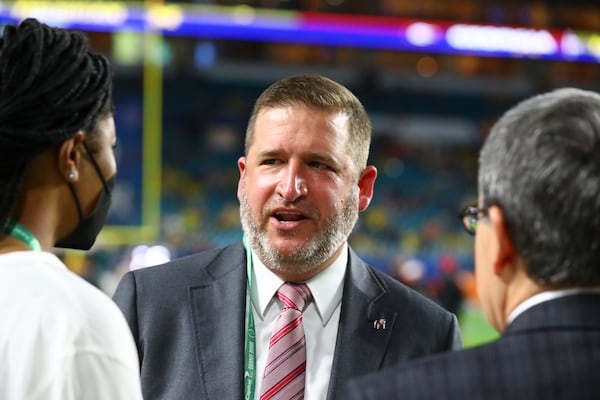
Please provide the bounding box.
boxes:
[345,87,600,400]
[113,74,462,400]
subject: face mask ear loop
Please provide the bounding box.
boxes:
[67,182,85,223]
[82,141,110,193]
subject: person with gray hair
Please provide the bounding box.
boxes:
[345,87,600,400]
[113,73,461,400]
[0,18,142,399]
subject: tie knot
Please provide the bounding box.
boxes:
[277,282,312,312]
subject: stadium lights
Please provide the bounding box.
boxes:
[1,1,598,62]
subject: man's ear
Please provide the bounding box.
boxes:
[357,165,377,211]
[237,156,247,201]
[488,205,517,281]
[58,132,84,182]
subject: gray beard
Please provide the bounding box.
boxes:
[239,184,359,277]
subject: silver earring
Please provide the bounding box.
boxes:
[69,170,78,181]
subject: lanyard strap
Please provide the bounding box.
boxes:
[243,235,257,400]
[3,220,42,251]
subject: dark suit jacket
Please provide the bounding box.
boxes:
[345,293,600,400]
[113,241,461,400]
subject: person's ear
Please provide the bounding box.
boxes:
[357,165,377,212]
[487,205,517,282]
[58,132,84,182]
[237,156,247,201]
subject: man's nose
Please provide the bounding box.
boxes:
[277,163,308,202]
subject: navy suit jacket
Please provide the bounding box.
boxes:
[113,241,461,400]
[346,293,600,400]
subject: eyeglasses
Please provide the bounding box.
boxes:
[460,205,488,235]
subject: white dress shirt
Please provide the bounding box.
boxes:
[250,243,347,400]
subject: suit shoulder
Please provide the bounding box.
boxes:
[129,242,244,281]
[347,342,501,399]
[366,265,450,317]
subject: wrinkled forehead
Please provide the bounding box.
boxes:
[253,105,351,142]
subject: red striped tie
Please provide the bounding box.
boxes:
[261,282,312,400]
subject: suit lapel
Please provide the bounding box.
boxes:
[189,242,247,400]
[327,248,397,400]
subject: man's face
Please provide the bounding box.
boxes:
[474,204,508,332]
[237,104,375,280]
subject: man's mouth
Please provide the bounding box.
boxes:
[273,210,306,222]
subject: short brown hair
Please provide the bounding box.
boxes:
[245,74,372,173]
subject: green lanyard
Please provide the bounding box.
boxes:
[3,219,42,252]
[243,235,257,400]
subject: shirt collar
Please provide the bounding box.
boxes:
[251,243,348,326]
[507,287,600,324]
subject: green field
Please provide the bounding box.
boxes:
[458,304,499,348]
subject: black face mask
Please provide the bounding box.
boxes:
[55,144,114,250]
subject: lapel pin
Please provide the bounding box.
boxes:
[373,318,387,330]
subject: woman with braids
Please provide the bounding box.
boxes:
[0,19,142,399]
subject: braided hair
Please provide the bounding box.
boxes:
[0,18,113,227]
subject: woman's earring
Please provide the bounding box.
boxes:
[68,170,78,181]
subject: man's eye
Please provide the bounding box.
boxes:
[309,161,329,170]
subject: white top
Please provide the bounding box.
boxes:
[0,251,143,400]
[251,243,347,400]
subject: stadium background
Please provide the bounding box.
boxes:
[3,0,599,347]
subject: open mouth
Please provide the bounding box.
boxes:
[273,210,306,222]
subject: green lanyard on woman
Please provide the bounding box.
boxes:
[3,219,42,251]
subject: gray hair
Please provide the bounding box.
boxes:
[479,87,600,287]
